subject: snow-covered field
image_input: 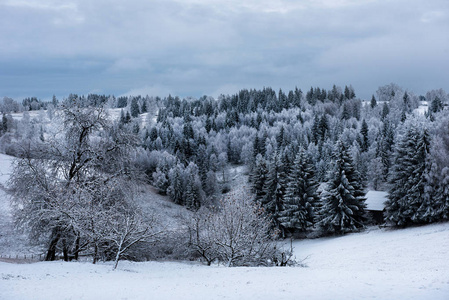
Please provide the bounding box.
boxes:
[1,154,449,299]
[1,222,448,299]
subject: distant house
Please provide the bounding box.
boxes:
[365,191,388,224]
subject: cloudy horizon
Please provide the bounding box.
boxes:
[1,0,448,101]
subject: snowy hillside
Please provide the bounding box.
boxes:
[0,152,190,257]
[1,222,449,299]
[1,139,448,299]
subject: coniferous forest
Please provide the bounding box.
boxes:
[1,83,449,266]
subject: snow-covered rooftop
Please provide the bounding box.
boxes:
[365,190,388,211]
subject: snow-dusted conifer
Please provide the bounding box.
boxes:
[251,154,268,202]
[384,124,430,225]
[278,147,318,232]
[184,162,205,210]
[130,97,140,118]
[318,140,367,234]
[262,151,286,228]
[167,163,185,205]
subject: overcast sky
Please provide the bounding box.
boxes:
[0,0,448,101]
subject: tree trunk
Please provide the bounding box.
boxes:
[113,252,121,270]
[45,228,60,261]
[73,235,80,260]
[93,244,98,264]
[62,238,69,262]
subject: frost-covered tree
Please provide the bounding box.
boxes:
[8,100,144,261]
[262,152,287,229]
[106,209,161,270]
[186,190,281,267]
[152,167,169,195]
[204,170,219,204]
[278,147,318,233]
[184,162,205,210]
[130,97,140,118]
[359,119,369,152]
[370,95,377,108]
[318,141,367,234]
[251,154,268,202]
[167,163,186,205]
[384,123,431,226]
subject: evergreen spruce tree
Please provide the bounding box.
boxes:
[2,114,8,132]
[141,100,148,113]
[276,126,285,148]
[130,98,140,118]
[341,103,351,120]
[253,135,260,159]
[344,85,351,100]
[117,96,128,108]
[262,152,287,231]
[251,154,268,202]
[437,167,449,220]
[278,147,318,233]
[370,95,377,108]
[311,116,320,144]
[359,119,369,152]
[119,109,126,125]
[168,163,185,205]
[184,171,204,210]
[430,97,443,114]
[384,125,431,226]
[318,141,367,234]
[418,159,441,223]
[125,111,132,123]
[381,103,390,120]
[319,115,328,141]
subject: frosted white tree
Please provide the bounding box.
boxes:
[8,98,151,263]
[186,189,283,267]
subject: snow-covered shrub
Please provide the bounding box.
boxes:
[185,189,288,267]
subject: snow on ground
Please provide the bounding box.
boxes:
[1,222,448,300]
[414,101,428,115]
[365,190,388,211]
[134,184,192,231]
[9,111,45,122]
[1,147,448,299]
[108,108,157,128]
[0,153,14,186]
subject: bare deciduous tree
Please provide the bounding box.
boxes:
[186,189,285,267]
[8,99,150,264]
[105,208,161,270]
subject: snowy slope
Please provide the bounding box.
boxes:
[1,222,448,300]
[0,153,14,186]
[1,147,448,299]
[365,190,388,211]
[0,152,189,256]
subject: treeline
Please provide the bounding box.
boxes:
[7,98,287,267]
[138,83,449,234]
[3,84,449,236]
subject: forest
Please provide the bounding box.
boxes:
[1,83,449,267]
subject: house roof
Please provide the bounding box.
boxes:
[365,190,388,211]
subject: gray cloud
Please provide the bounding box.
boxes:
[0,0,448,100]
